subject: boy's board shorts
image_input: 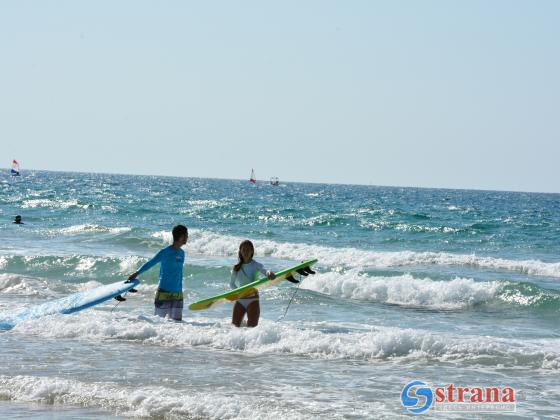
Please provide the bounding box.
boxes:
[154,288,183,321]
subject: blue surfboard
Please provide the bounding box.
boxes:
[0,279,140,330]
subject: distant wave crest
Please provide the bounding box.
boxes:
[300,271,560,311]
[158,229,560,278]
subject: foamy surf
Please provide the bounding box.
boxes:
[0,375,321,419]
[59,224,132,235]
[0,255,148,278]
[300,271,502,309]
[10,313,560,369]
[21,198,92,210]
[0,273,102,298]
[300,271,560,311]
[150,229,560,278]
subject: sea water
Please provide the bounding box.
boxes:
[0,171,559,418]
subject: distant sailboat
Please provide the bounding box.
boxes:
[270,177,279,186]
[249,169,256,184]
[10,160,20,176]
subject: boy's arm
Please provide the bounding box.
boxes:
[128,249,164,280]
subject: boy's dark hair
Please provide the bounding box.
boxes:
[172,225,188,241]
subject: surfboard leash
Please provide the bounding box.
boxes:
[110,282,139,313]
[111,291,129,313]
[277,264,317,322]
[277,274,303,322]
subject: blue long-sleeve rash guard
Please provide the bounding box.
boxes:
[137,246,185,293]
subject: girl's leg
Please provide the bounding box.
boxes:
[246,300,260,327]
[232,301,246,327]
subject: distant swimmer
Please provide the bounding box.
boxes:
[128,225,188,321]
[13,215,24,225]
[230,240,275,327]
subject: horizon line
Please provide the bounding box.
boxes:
[4,166,559,196]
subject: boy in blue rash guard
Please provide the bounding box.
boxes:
[128,225,188,321]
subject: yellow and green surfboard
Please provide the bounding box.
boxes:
[188,259,318,311]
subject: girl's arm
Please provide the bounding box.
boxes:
[230,270,238,289]
[257,262,276,280]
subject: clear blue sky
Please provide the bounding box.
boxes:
[1,1,559,192]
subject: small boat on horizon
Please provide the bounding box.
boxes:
[249,169,256,184]
[10,160,20,176]
[270,177,279,186]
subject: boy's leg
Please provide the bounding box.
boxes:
[155,300,171,318]
[170,299,183,321]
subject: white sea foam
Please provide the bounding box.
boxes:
[60,224,131,235]
[393,223,461,234]
[152,229,560,277]
[152,230,173,242]
[101,205,117,213]
[75,256,97,272]
[189,199,233,209]
[21,198,91,210]
[0,273,102,299]
[0,375,314,419]
[301,271,502,309]
[74,280,104,291]
[12,313,560,369]
[0,274,52,297]
[10,255,142,275]
[118,255,145,273]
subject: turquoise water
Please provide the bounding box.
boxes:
[0,170,559,418]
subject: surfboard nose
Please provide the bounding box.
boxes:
[0,321,14,330]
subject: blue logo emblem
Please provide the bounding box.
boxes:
[401,380,433,414]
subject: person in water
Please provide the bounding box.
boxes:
[230,240,275,327]
[13,215,23,224]
[128,224,188,321]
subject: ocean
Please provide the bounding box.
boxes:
[0,170,559,419]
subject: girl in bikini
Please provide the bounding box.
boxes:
[230,240,275,327]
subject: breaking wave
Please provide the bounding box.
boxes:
[10,314,560,370]
[150,229,560,278]
[0,375,318,419]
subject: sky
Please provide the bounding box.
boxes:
[0,1,559,192]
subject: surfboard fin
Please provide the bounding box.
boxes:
[114,295,126,302]
[128,288,138,293]
[296,269,309,276]
[285,275,300,284]
[303,267,316,275]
